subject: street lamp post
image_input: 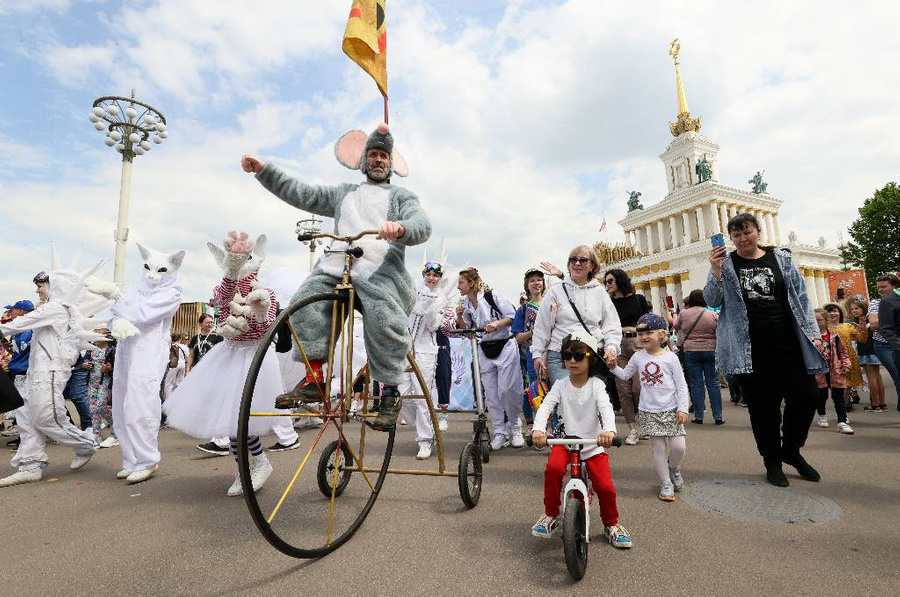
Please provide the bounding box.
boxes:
[296,216,323,271]
[89,90,168,285]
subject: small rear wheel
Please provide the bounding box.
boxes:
[562,493,588,580]
[317,440,353,498]
[458,443,482,508]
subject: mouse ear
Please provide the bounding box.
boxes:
[392,149,409,177]
[334,130,368,170]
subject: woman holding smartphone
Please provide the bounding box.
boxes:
[704,213,826,487]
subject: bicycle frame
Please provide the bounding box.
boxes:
[548,438,593,543]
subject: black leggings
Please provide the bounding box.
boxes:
[817,384,847,423]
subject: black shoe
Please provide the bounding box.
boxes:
[372,387,401,431]
[766,466,789,487]
[7,437,20,451]
[274,380,327,408]
[738,400,748,408]
[196,441,229,456]
[714,419,725,425]
[782,454,821,482]
[691,419,703,424]
[266,439,301,452]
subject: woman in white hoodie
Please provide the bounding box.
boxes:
[531,245,622,388]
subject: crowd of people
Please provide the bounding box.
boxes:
[1,121,898,556]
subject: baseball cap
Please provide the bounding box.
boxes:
[636,312,667,331]
[561,330,599,354]
[4,300,35,312]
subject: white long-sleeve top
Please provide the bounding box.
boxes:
[533,377,617,459]
[408,285,445,357]
[0,302,79,372]
[611,349,689,413]
[530,278,622,361]
[460,289,516,343]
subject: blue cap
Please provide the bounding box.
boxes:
[4,300,35,312]
[636,312,667,331]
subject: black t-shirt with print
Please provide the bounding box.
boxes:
[189,333,224,364]
[730,250,792,337]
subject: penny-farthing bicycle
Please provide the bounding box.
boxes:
[237,229,481,559]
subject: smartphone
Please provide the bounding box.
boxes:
[665,295,674,310]
[711,233,725,248]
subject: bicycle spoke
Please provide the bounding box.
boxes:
[267,418,333,524]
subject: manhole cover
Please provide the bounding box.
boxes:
[681,480,842,524]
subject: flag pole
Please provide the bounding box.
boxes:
[383,95,389,124]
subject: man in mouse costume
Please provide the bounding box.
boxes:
[241,122,431,430]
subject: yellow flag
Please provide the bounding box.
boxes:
[342,0,388,97]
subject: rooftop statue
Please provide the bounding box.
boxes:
[749,171,768,194]
[627,190,644,212]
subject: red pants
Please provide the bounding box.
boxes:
[544,445,618,527]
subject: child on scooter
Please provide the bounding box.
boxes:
[609,313,689,502]
[531,331,632,549]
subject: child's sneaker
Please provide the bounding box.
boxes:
[659,482,676,501]
[816,414,828,428]
[490,433,509,451]
[669,465,684,492]
[603,524,633,549]
[624,429,639,445]
[837,422,855,435]
[531,514,560,538]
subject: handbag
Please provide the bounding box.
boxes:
[479,338,509,359]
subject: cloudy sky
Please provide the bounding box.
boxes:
[1,0,897,305]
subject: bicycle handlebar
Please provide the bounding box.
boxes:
[546,437,623,448]
[447,327,486,335]
[297,228,380,243]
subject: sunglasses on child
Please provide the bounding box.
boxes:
[561,350,590,362]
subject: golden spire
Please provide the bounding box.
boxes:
[668,38,701,137]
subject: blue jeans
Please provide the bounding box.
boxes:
[873,340,900,407]
[546,351,568,387]
[684,350,723,421]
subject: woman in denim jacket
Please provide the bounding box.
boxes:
[704,213,827,488]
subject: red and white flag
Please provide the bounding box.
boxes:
[598,216,607,233]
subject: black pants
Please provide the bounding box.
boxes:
[736,332,818,468]
[435,345,451,407]
[817,382,847,423]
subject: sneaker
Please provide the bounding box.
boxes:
[531,514,560,539]
[294,415,324,428]
[508,425,525,448]
[70,453,94,471]
[816,415,829,428]
[490,433,509,451]
[738,399,748,407]
[416,443,433,460]
[399,417,408,426]
[196,442,229,456]
[837,422,855,435]
[437,413,449,432]
[275,380,327,408]
[226,474,243,497]
[249,454,273,492]
[659,482,676,502]
[266,439,301,452]
[7,437,20,451]
[603,524,633,549]
[624,429,639,445]
[1,424,19,436]
[372,388,402,431]
[99,436,119,449]
[782,454,820,482]
[126,465,159,484]
[669,465,684,491]
[714,419,725,425]
[116,469,133,480]
[0,469,42,487]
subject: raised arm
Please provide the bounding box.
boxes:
[251,161,346,218]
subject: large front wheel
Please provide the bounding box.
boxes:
[238,292,395,559]
[562,493,588,580]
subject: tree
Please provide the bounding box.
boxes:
[841,182,900,294]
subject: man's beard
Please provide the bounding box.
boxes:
[365,163,391,182]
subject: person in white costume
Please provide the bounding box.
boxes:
[0,247,107,488]
[86,243,185,484]
[455,267,525,451]
[398,247,457,460]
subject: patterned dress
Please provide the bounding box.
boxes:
[86,346,114,437]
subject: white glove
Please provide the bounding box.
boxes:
[110,318,140,340]
[223,252,250,280]
[246,288,271,322]
[83,275,122,301]
[220,315,249,338]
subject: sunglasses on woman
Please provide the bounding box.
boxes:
[561,350,589,362]
[568,257,590,265]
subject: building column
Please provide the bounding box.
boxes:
[664,275,677,309]
[815,270,830,305]
[681,211,692,244]
[773,214,782,245]
[696,206,707,240]
[802,268,819,307]
[679,271,692,299]
[709,200,721,233]
[669,215,679,247]
[729,205,738,220]
[719,202,730,233]
[756,210,769,242]
[645,224,655,254]
[765,213,776,245]
[657,220,667,251]
[649,279,662,314]
[635,281,650,302]
[673,274,684,307]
